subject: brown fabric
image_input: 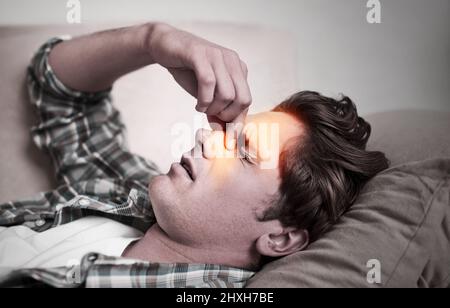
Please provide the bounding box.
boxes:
[247,158,450,288]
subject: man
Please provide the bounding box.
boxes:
[0,23,388,288]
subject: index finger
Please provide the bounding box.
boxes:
[225,108,248,150]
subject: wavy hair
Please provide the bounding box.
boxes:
[262,91,389,242]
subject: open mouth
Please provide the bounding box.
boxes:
[180,157,195,181]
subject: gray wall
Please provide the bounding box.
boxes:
[0,0,449,115]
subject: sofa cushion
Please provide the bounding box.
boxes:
[366,110,450,166]
[247,158,450,288]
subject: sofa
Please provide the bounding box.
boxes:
[1,23,449,288]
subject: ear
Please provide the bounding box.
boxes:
[256,227,309,258]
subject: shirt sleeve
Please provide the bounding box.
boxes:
[27,37,161,188]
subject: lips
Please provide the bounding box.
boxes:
[180,156,196,181]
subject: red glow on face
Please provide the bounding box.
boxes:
[182,112,304,185]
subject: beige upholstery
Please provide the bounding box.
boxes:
[1,24,449,288]
[0,23,298,202]
[247,158,450,288]
[365,110,450,166]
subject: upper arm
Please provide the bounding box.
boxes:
[28,38,161,188]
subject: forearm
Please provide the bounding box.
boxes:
[47,21,251,126]
[48,23,156,92]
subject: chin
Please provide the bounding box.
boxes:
[148,175,169,205]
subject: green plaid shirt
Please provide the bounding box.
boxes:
[0,37,255,288]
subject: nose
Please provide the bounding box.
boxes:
[193,128,228,159]
[191,128,211,159]
[194,128,213,146]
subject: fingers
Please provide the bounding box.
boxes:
[224,108,248,150]
[207,115,225,131]
[208,111,247,150]
[231,108,249,130]
[205,51,235,116]
[240,59,249,80]
[153,27,252,122]
[210,51,251,150]
[192,55,216,112]
[218,52,252,120]
[192,48,252,132]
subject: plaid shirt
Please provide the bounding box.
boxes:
[0,37,255,288]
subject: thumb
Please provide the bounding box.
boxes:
[224,109,248,150]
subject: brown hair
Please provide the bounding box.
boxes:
[262,91,389,242]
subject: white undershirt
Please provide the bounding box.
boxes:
[0,216,143,270]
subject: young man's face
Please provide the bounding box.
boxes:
[148,111,304,252]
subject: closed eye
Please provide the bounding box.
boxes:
[239,148,257,166]
[236,132,258,166]
[241,152,251,164]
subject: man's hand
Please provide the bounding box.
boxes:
[48,22,251,141]
[147,23,252,130]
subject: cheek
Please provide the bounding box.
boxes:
[149,176,227,242]
[222,167,279,200]
[148,176,186,226]
[181,186,261,245]
[148,176,173,221]
[148,166,281,245]
[197,168,274,216]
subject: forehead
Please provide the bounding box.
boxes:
[245,111,304,148]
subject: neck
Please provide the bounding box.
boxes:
[122,224,259,270]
